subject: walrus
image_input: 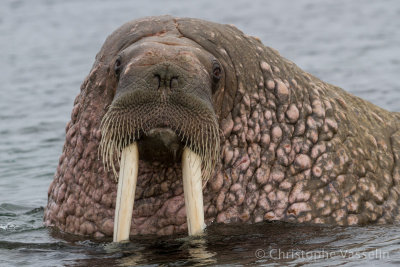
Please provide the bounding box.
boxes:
[44,15,400,239]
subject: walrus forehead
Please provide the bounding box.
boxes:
[120,35,217,71]
[135,34,204,48]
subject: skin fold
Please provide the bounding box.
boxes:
[44,16,400,238]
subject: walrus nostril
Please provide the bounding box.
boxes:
[153,74,161,90]
[170,76,179,89]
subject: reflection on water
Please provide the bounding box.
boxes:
[1,0,400,266]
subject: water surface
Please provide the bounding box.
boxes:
[1,0,400,266]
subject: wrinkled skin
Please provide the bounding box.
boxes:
[44,16,400,238]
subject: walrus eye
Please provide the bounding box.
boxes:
[114,57,122,77]
[212,61,222,83]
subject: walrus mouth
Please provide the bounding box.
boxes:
[99,89,220,241]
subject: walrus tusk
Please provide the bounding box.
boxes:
[113,144,204,241]
[113,142,139,242]
[182,147,206,235]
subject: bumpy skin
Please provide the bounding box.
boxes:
[44,16,400,237]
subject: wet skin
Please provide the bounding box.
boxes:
[44,16,400,238]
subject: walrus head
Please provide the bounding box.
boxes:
[45,16,253,237]
[99,35,221,181]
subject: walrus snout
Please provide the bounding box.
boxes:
[117,61,190,99]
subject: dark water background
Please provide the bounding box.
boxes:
[1,0,400,266]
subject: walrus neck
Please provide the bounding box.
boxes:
[208,74,337,222]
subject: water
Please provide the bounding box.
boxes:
[1,0,400,266]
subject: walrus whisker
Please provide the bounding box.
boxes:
[100,101,220,183]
